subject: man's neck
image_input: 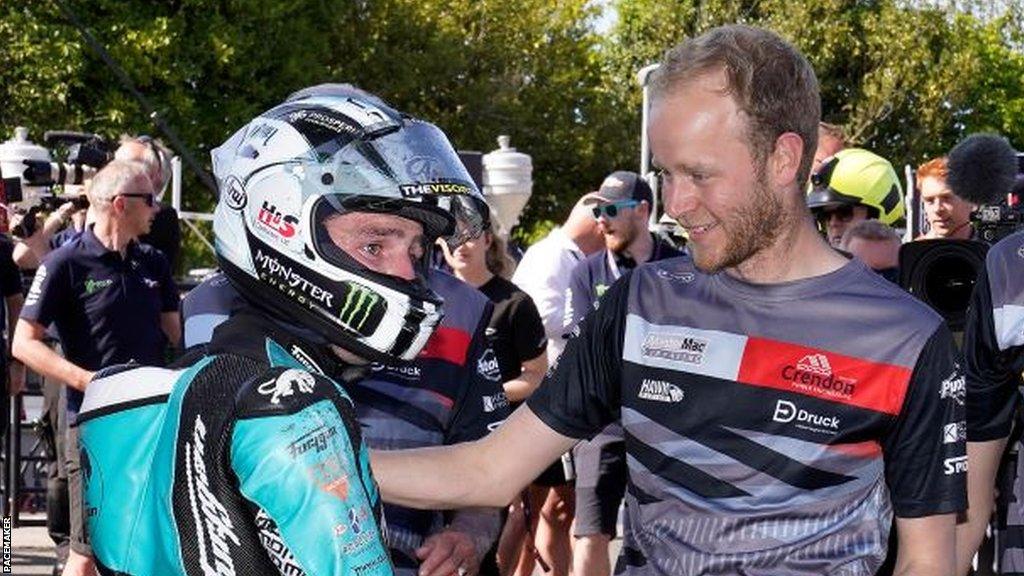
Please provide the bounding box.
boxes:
[623,231,656,264]
[91,219,132,255]
[726,213,848,284]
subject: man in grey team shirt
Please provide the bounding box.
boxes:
[373,24,964,575]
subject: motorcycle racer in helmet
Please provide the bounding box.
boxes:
[74,84,487,576]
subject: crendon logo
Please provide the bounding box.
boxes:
[185,417,241,575]
[637,379,685,403]
[781,354,856,399]
[477,348,502,382]
[944,455,969,475]
[772,400,840,433]
[338,282,383,334]
[258,369,317,405]
[940,369,965,407]
[256,200,299,238]
[641,333,708,365]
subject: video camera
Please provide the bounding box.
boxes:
[0,128,112,236]
[969,153,1024,243]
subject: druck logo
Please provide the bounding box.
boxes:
[772,399,840,432]
[637,379,685,403]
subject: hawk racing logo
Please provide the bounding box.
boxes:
[185,417,241,576]
[338,282,383,334]
[637,379,685,403]
[781,354,856,399]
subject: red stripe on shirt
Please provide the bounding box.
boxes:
[417,326,471,366]
[736,337,911,415]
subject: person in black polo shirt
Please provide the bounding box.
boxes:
[12,159,180,576]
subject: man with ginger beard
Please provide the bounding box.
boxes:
[565,170,682,576]
[373,24,964,575]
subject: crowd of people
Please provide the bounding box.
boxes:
[1,22,1022,576]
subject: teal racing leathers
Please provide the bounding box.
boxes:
[74,310,394,576]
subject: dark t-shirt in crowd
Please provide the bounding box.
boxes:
[139,202,182,272]
[477,275,547,388]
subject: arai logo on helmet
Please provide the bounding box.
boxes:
[224,176,247,210]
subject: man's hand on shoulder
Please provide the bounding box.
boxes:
[415,529,479,576]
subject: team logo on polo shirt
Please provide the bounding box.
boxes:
[641,333,708,365]
[940,368,965,406]
[781,354,856,399]
[84,277,114,295]
[772,399,840,435]
[477,348,502,382]
[637,378,685,403]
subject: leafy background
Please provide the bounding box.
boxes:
[2,0,1022,273]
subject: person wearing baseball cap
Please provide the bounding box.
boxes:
[571,170,683,576]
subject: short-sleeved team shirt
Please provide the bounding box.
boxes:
[528,256,966,575]
[20,226,178,412]
[478,275,547,387]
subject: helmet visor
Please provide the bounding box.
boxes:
[298,117,487,245]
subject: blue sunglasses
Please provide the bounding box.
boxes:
[592,200,640,219]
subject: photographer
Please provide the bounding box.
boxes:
[10,194,88,270]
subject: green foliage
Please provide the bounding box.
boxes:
[1,0,1022,273]
[604,0,1024,168]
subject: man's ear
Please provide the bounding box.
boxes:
[769,132,804,187]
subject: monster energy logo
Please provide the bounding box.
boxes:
[338,283,382,333]
[84,278,114,295]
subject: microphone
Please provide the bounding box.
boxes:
[946,133,1019,206]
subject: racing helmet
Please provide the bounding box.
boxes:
[211,84,488,362]
[806,147,905,226]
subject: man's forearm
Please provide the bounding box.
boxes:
[373,440,509,510]
[13,336,92,391]
[956,439,1007,575]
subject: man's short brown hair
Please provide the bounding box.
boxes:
[649,25,821,185]
[839,219,900,251]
